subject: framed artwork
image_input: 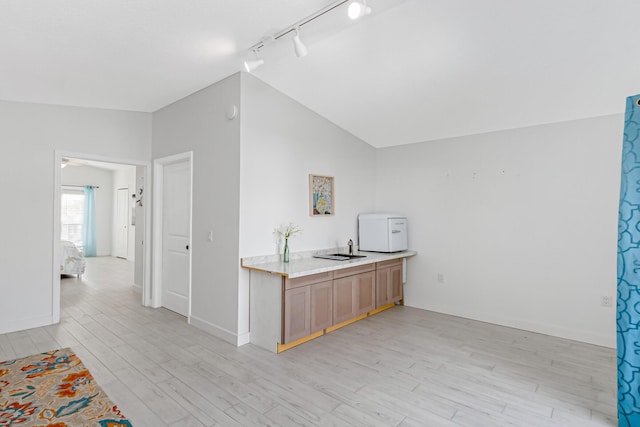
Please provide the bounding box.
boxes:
[309,174,334,216]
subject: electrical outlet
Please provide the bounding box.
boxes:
[437,273,445,284]
[601,296,613,308]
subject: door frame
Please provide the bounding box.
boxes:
[53,150,153,322]
[152,151,193,319]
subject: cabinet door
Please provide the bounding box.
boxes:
[311,280,333,333]
[377,260,403,307]
[333,276,357,324]
[389,263,403,303]
[376,267,391,308]
[284,286,311,343]
[356,271,376,315]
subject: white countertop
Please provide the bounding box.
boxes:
[241,249,417,278]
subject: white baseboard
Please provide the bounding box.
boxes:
[405,303,615,348]
[189,315,245,346]
[0,315,54,335]
[237,332,251,346]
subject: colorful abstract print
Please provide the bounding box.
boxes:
[0,348,131,427]
[618,94,640,426]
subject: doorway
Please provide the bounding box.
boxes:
[152,152,193,319]
[53,151,152,323]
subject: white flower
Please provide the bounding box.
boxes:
[274,222,302,240]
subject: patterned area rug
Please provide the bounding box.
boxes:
[0,348,131,427]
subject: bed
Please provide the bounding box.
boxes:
[60,240,87,278]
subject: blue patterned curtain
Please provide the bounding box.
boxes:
[618,94,640,426]
[83,185,97,257]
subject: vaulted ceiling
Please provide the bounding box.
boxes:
[2,0,639,147]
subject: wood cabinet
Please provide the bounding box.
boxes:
[310,280,333,333]
[284,272,333,343]
[284,285,311,343]
[333,275,357,324]
[333,264,376,324]
[284,264,380,342]
[376,259,403,307]
[356,270,376,315]
[250,256,411,351]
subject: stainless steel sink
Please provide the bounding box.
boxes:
[313,253,367,261]
[329,253,366,258]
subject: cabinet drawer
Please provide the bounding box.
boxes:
[376,258,403,269]
[333,263,375,279]
[285,271,334,290]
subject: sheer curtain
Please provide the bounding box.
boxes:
[618,94,640,426]
[83,185,97,257]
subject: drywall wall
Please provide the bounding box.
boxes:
[0,100,151,334]
[61,165,114,256]
[134,165,145,288]
[152,74,242,344]
[152,72,376,345]
[238,73,377,340]
[375,114,622,347]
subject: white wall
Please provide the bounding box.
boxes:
[152,72,376,346]
[113,165,137,260]
[134,165,145,287]
[61,165,114,256]
[0,100,151,334]
[375,114,622,347]
[238,73,377,341]
[2,78,619,352]
[152,74,242,344]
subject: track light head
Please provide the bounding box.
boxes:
[243,50,264,72]
[348,1,371,20]
[243,0,365,71]
[292,29,308,58]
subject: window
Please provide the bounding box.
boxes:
[61,190,84,251]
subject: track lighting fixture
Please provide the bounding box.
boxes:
[348,1,371,20]
[242,0,372,71]
[243,50,264,73]
[292,29,308,58]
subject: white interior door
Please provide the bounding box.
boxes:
[115,188,129,259]
[161,160,191,316]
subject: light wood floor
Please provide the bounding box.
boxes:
[0,257,616,426]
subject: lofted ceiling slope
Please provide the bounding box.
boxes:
[1,0,639,147]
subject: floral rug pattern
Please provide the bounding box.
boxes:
[0,348,131,426]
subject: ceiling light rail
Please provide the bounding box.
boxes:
[243,0,370,72]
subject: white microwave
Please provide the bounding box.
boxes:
[358,213,408,253]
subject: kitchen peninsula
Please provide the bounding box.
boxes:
[241,250,417,353]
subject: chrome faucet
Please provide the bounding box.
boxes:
[348,239,354,255]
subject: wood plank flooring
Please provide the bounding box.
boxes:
[0,256,616,426]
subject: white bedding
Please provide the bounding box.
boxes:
[60,240,87,277]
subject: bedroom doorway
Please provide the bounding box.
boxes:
[53,151,152,324]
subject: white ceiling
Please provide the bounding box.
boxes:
[2,0,639,148]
